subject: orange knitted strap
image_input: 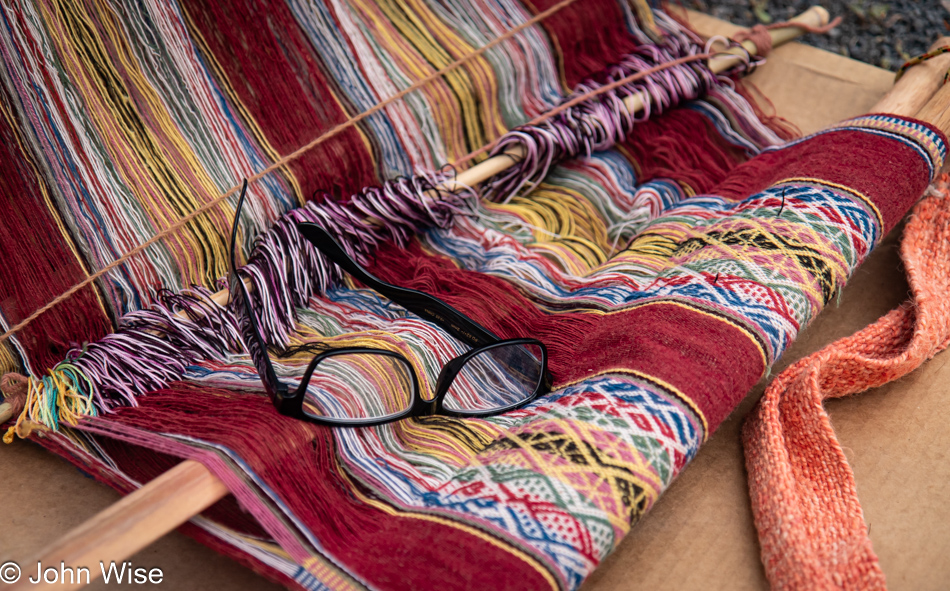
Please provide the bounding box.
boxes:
[743,174,950,590]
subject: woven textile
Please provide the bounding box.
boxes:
[744,174,950,590]
[0,1,946,589]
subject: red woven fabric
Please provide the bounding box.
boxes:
[527,0,640,89]
[179,0,379,201]
[0,84,111,371]
[743,174,950,590]
[616,108,750,195]
[716,115,939,233]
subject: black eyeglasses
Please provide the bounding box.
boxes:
[228,180,552,426]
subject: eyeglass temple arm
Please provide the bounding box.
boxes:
[231,180,290,398]
[296,222,500,349]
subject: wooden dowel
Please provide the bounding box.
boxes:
[916,74,950,132]
[9,461,227,591]
[872,37,950,115]
[10,10,890,590]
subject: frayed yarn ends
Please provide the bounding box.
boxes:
[2,368,93,443]
[482,30,723,202]
[1,173,476,439]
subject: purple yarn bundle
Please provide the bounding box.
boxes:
[66,174,475,409]
[483,31,724,202]
[67,287,243,410]
[237,173,476,348]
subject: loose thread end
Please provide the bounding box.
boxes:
[1,368,94,442]
[1,372,29,444]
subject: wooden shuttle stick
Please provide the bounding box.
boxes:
[16,11,949,591]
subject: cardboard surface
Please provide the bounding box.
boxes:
[2,12,947,591]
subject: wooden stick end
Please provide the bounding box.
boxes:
[0,401,13,424]
[802,6,831,28]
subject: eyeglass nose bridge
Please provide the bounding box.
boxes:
[430,354,472,413]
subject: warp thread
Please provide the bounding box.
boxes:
[744,174,950,590]
[0,0,586,353]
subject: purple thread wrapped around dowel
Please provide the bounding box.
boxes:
[67,287,240,410]
[66,173,475,409]
[483,31,723,202]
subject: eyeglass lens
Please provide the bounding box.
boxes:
[443,343,543,413]
[301,352,416,420]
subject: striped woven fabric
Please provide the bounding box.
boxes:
[1,0,946,589]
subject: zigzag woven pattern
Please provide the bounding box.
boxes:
[0,0,947,589]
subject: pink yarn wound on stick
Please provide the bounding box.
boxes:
[743,174,950,590]
[733,16,844,57]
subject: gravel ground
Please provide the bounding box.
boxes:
[682,0,950,70]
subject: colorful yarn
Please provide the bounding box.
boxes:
[0,0,586,350]
[11,111,946,588]
[483,20,723,201]
[1,0,945,589]
[743,174,950,591]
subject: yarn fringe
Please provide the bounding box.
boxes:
[1,173,476,437]
[743,173,950,590]
[481,22,761,202]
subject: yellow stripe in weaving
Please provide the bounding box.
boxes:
[349,0,467,161]
[93,0,232,223]
[297,555,362,591]
[42,0,228,287]
[352,0,503,161]
[396,418,503,464]
[0,343,16,376]
[400,0,507,143]
[485,184,615,273]
[779,176,884,230]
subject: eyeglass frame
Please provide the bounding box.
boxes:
[228,180,552,426]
